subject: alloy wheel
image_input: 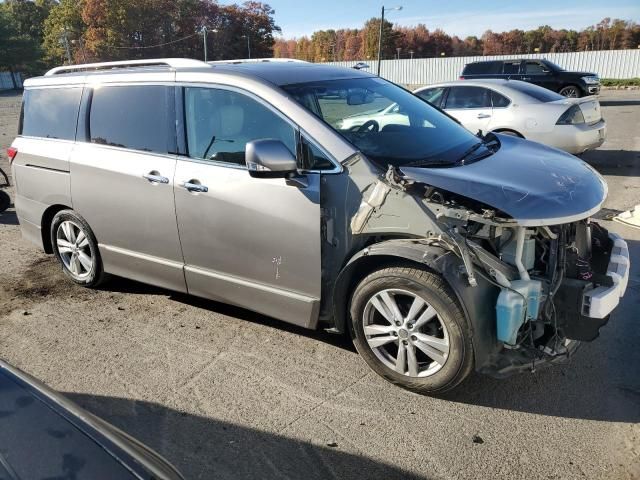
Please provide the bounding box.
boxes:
[362,288,450,377]
[560,86,579,98]
[56,220,93,279]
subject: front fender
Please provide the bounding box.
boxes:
[332,239,501,370]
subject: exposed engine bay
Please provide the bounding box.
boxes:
[346,164,630,375]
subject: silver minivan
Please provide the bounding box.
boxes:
[9,58,629,393]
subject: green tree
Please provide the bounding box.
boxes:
[0,6,42,79]
[43,0,85,64]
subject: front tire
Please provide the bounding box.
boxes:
[350,266,474,394]
[51,210,106,287]
[559,85,582,98]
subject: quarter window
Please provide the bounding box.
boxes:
[491,91,511,108]
[299,137,334,170]
[445,87,491,109]
[416,87,446,107]
[184,87,296,166]
[21,88,82,140]
[89,85,171,154]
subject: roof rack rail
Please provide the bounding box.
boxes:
[45,58,208,76]
[208,58,308,65]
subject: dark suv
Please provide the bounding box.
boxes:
[460,59,600,97]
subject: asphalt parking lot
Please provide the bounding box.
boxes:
[0,89,639,480]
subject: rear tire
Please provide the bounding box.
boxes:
[51,210,107,287]
[0,190,10,214]
[349,266,474,394]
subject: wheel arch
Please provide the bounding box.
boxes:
[331,239,501,370]
[492,128,524,138]
[41,204,72,254]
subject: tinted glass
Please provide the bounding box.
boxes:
[509,81,565,102]
[502,62,521,75]
[282,77,481,168]
[184,87,295,166]
[491,90,511,107]
[445,86,491,109]
[542,60,564,71]
[21,88,81,140]
[416,87,445,107]
[463,61,501,75]
[525,62,548,74]
[300,137,334,170]
[90,86,170,153]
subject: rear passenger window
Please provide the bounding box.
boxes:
[502,62,521,75]
[491,91,511,108]
[21,88,81,140]
[463,61,501,75]
[445,87,491,109]
[184,87,296,166]
[89,86,171,154]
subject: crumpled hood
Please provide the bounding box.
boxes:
[400,135,608,226]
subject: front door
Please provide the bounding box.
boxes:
[70,84,186,292]
[443,86,493,135]
[521,61,556,91]
[173,86,321,328]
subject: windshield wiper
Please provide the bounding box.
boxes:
[457,135,500,165]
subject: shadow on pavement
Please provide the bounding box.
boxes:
[102,275,356,353]
[0,209,19,226]
[66,393,427,480]
[599,99,640,107]
[582,149,640,178]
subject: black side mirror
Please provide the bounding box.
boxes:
[246,139,297,178]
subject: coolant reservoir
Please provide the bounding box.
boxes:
[496,280,542,346]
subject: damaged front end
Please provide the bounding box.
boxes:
[343,143,630,377]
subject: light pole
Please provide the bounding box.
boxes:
[377,5,402,76]
[242,35,251,59]
[59,29,72,64]
[409,49,414,60]
[199,26,218,61]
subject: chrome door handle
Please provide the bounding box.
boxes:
[183,181,208,193]
[143,172,169,184]
[521,76,531,81]
[477,113,491,119]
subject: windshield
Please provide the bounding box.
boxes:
[281,77,485,167]
[542,60,564,71]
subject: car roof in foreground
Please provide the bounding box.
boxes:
[0,359,184,480]
[25,58,375,88]
[208,61,375,86]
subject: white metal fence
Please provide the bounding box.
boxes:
[324,49,640,85]
[0,72,23,90]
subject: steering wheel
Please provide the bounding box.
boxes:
[356,119,379,133]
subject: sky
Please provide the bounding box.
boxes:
[240,0,640,39]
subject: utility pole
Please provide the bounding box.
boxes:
[377,5,402,76]
[376,7,384,76]
[60,29,72,65]
[247,35,251,59]
[201,26,208,61]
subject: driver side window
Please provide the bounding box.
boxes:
[184,87,296,166]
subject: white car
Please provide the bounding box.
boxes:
[414,79,606,154]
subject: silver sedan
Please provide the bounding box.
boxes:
[414,79,606,154]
